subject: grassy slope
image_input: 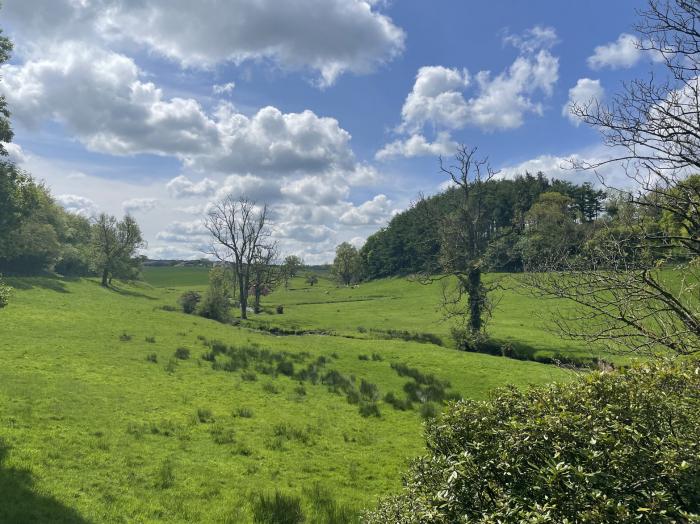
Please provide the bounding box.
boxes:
[0,275,570,523]
[143,267,613,362]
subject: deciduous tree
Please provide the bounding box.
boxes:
[91,214,145,287]
[332,242,361,286]
[204,196,272,319]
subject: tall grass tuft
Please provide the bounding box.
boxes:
[252,491,304,524]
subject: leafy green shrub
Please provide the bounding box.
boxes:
[146,353,158,363]
[159,304,177,312]
[201,350,215,362]
[0,276,12,308]
[276,304,284,314]
[358,354,370,361]
[252,491,304,524]
[371,352,383,361]
[174,347,190,360]
[198,268,232,322]
[178,290,201,314]
[145,336,156,343]
[367,361,700,523]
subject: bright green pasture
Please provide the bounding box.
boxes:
[142,266,210,288]
[0,276,569,523]
[146,267,615,363]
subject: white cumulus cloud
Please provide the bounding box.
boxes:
[56,194,99,218]
[563,78,604,125]
[587,33,662,70]
[3,0,405,87]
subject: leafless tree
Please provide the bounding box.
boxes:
[204,196,272,320]
[250,243,279,313]
[529,0,700,356]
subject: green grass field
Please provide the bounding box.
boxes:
[0,271,577,522]
[143,267,618,363]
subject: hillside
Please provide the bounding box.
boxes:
[0,275,570,522]
[143,266,622,365]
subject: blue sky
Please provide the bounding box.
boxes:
[1,0,656,262]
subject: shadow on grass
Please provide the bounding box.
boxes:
[4,275,72,293]
[0,440,91,523]
[476,338,604,369]
[108,284,158,301]
[83,279,158,301]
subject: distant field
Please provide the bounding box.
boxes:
[142,266,210,288]
[145,266,622,363]
[0,275,571,522]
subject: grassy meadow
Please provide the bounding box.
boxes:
[0,269,584,522]
[143,266,618,363]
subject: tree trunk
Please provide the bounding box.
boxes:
[254,289,261,313]
[101,268,109,287]
[465,265,484,334]
[239,273,248,319]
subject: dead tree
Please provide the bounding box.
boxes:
[204,196,272,320]
[536,0,700,356]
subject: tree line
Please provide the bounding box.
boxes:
[359,173,605,280]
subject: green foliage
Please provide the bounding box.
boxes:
[359,174,606,279]
[91,213,145,286]
[178,290,201,314]
[281,255,304,288]
[305,274,319,286]
[368,361,700,523]
[332,242,361,285]
[0,170,95,275]
[0,275,11,308]
[517,191,584,270]
[198,266,233,322]
[0,25,13,152]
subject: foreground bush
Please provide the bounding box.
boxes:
[366,361,700,523]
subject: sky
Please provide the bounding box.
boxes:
[0,0,659,263]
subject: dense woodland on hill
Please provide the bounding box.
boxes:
[359,174,606,278]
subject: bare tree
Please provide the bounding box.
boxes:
[250,243,279,313]
[531,0,700,356]
[204,196,272,320]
